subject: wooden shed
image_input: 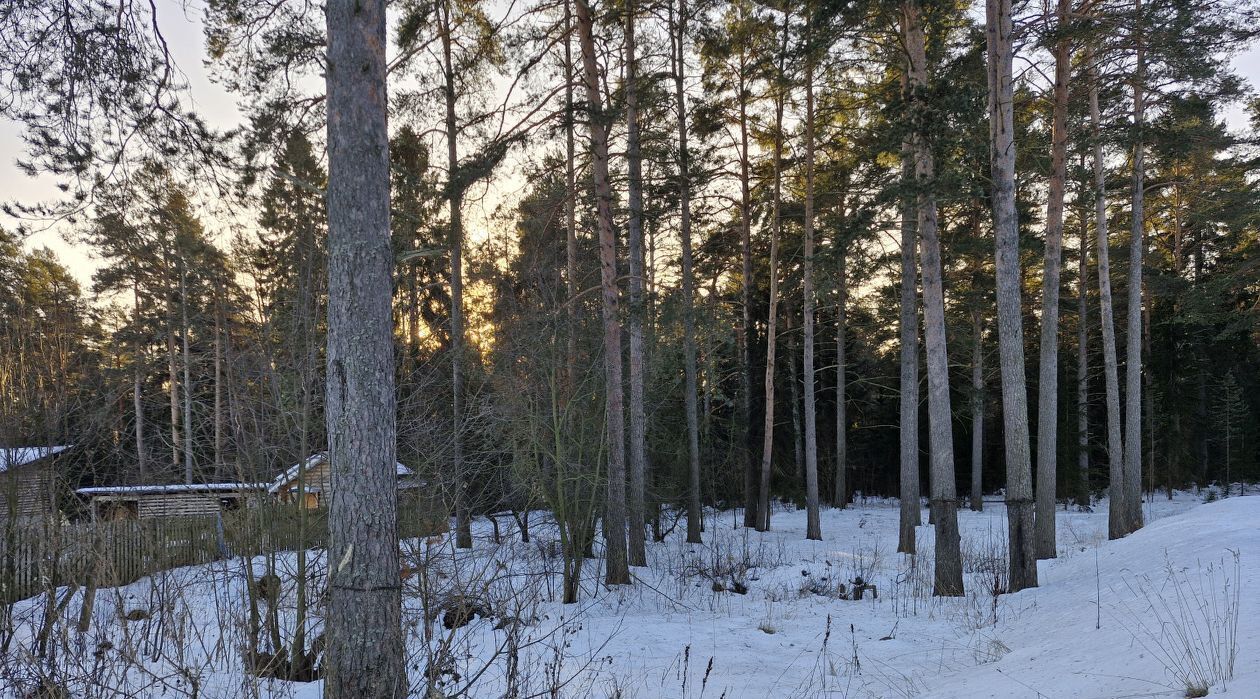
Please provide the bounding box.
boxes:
[0,445,68,523]
[76,482,267,521]
[268,452,418,509]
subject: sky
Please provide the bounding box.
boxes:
[3,0,1259,291]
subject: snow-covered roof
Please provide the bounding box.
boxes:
[0,445,70,473]
[76,483,267,497]
[267,451,414,495]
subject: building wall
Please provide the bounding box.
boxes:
[0,462,54,521]
[91,491,261,520]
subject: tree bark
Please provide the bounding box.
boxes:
[1123,0,1146,533]
[757,18,788,532]
[1088,53,1127,538]
[1077,222,1091,508]
[671,0,703,545]
[739,39,758,529]
[133,280,147,483]
[575,0,629,585]
[904,0,961,594]
[801,14,821,541]
[180,264,194,485]
[213,283,225,478]
[986,0,1037,592]
[167,323,180,478]
[834,197,849,509]
[323,0,406,694]
[625,0,649,564]
[564,0,578,396]
[1035,0,1072,560]
[441,1,473,550]
[971,307,984,511]
[897,140,920,555]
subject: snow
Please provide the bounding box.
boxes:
[75,482,268,495]
[0,444,69,472]
[3,491,1256,698]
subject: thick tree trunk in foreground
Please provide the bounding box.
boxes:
[1035,0,1072,560]
[672,0,703,545]
[986,0,1037,592]
[897,141,920,555]
[576,0,629,584]
[625,0,649,564]
[903,0,961,594]
[323,0,405,694]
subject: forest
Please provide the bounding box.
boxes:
[1,0,1259,697]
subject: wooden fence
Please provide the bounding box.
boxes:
[0,499,446,605]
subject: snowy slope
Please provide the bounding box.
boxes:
[2,492,1254,698]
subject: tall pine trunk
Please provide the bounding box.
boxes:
[971,307,984,511]
[897,140,920,555]
[133,280,147,483]
[1077,223,1091,508]
[834,191,849,509]
[1035,0,1072,560]
[180,264,194,485]
[575,0,630,585]
[323,0,405,693]
[739,48,758,528]
[167,322,180,478]
[213,283,225,478]
[757,24,787,532]
[672,0,703,545]
[564,0,578,394]
[801,15,821,541]
[1090,51,1128,539]
[986,0,1037,592]
[904,0,961,594]
[1123,0,1146,533]
[441,3,473,550]
[625,0,649,564]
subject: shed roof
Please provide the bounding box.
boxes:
[76,483,267,497]
[0,445,70,473]
[267,452,414,495]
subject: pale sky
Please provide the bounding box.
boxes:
[3,1,1259,291]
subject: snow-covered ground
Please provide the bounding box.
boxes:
[3,491,1255,698]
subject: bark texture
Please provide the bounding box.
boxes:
[897,141,920,555]
[324,0,406,693]
[575,0,630,584]
[1035,0,1072,560]
[970,307,984,511]
[801,19,821,541]
[672,0,703,545]
[757,29,787,532]
[986,0,1037,592]
[904,0,961,594]
[625,0,649,565]
[1089,54,1128,540]
[441,1,472,549]
[1124,0,1146,534]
